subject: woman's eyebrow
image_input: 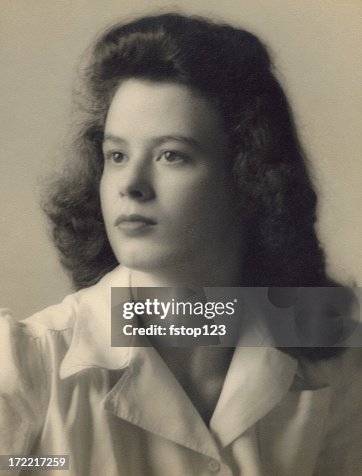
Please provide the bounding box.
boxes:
[102,134,127,145]
[103,134,202,149]
[152,135,201,149]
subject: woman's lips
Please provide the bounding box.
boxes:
[114,214,157,233]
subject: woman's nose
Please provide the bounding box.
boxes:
[119,160,155,201]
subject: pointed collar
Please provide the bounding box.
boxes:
[59,266,298,452]
[102,345,221,458]
[210,346,298,447]
[59,265,221,457]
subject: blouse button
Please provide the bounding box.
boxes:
[207,459,221,472]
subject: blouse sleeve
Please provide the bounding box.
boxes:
[311,348,362,475]
[0,309,48,457]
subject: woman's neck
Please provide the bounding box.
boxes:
[126,239,242,424]
[157,346,234,426]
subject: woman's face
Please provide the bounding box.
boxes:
[100,79,241,274]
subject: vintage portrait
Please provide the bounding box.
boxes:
[1,1,361,475]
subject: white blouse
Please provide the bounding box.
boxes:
[1,265,362,476]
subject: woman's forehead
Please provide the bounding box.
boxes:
[104,79,228,153]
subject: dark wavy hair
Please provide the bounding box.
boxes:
[43,13,343,359]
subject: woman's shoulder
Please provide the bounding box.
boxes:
[0,265,128,371]
[0,289,87,454]
[0,264,127,338]
[297,347,362,396]
[0,290,84,385]
[299,348,362,441]
[309,349,362,473]
[0,279,99,378]
[4,291,83,336]
[0,292,82,366]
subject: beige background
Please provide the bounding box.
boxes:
[1,0,361,318]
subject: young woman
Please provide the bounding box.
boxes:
[1,13,361,476]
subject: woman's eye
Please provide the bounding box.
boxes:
[105,151,126,164]
[157,151,187,164]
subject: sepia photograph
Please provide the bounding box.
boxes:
[1,1,362,475]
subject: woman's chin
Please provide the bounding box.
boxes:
[118,251,171,273]
[117,247,193,275]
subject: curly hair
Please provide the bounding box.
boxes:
[43,12,346,359]
[44,13,329,286]
[43,14,344,359]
